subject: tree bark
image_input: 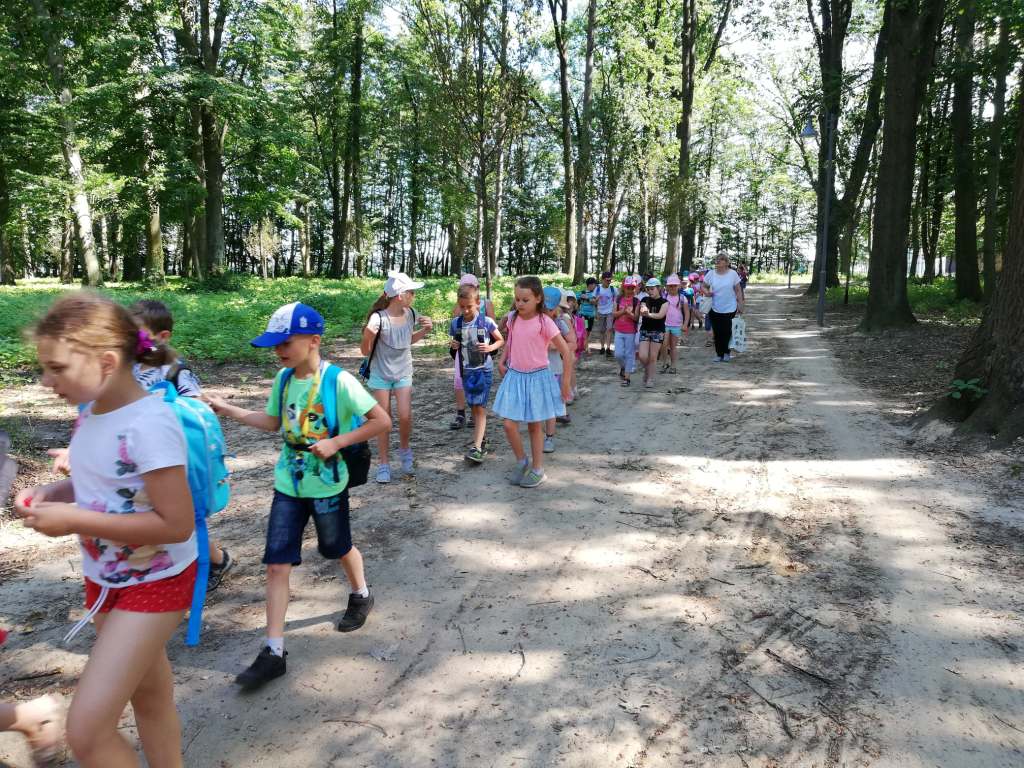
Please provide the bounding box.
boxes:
[339,9,364,277]
[549,0,576,276]
[941,82,1024,442]
[950,0,982,301]
[862,0,945,331]
[981,18,1010,300]
[806,0,852,297]
[573,0,597,283]
[32,0,101,286]
[0,154,13,285]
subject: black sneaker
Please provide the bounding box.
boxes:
[236,647,286,690]
[206,549,234,592]
[337,592,374,632]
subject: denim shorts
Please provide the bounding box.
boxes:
[263,489,352,565]
[368,373,412,390]
[640,330,665,344]
[666,326,683,336]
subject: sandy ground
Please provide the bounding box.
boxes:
[1,284,1022,767]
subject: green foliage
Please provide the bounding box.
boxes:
[0,276,531,372]
[948,378,987,402]
[826,276,983,322]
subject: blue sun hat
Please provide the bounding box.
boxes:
[250,302,325,347]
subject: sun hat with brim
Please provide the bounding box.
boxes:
[543,286,563,310]
[251,302,325,347]
[384,270,425,297]
[459,273,479,286]
[666,274,682,285]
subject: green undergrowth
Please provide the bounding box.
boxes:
[826,276,983,323]
[0,274,585,373]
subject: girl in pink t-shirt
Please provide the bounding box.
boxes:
[15,294,197,767]
[494,276,574,488]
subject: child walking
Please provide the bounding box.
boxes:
[637,277,668,388]
[361,271,433,483]
[493,276,574,488]
[659,274,690,374]
[449,273,496,429]
[205,302,390,690]
[592,271,617,356]
[15,293,198,767]
[449,283,504,463]
[613,276,640,386]
[576,277,597,355]
[542,287,575,448]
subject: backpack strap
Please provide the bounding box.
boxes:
[276,367,295,425]
[166,358,193,392]
[321,363,342,484]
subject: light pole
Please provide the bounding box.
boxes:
[801,114,836,327]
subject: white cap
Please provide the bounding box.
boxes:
[559,288,574,309]
[384,270,425,297]
[459,273,479,286]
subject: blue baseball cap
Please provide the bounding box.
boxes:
[543,286,562,310]
[251,302,325,347]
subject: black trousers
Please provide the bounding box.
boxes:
[708,309,736,358]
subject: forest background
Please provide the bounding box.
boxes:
[0,0,1022,438]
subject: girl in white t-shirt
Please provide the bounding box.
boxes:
[15,294,196,768]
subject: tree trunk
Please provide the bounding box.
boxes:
[339,10,364,278]
[836,8,889,275]
[550,0,576,276]
[806,0,852,297]
[0,154,13,285]
[32,0,101,286]
[951,0,982,301]
[573,0,597,283]
[940,82,1024,442]
[862,0,945,331]
[981,18,1010,300]
[60,213,73,284]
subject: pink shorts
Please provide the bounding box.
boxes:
[84,561,197,614]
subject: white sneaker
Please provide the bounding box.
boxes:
[543,436,555,453]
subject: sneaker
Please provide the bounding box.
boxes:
[644,379,653,388]
[465,445,486,464]
[669,366,678,374]
[619,366,625,379]
[236,647,287,690]
[621,377,631,387]
[509,461,530,486]
[712,356,723,363]
[449,413,466,430]
[722,353,731,362]
[207,549,234,592]
[520,468,546,488]
[604,349,612,357]
[376,464,391,483]
[555,414,571,424]
[398,448,414,476]
[337,592,374,632]
[543,436,555,453]
[661,362,671,373]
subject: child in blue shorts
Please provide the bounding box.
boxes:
[206,302,391,690]
[450,284,504,463]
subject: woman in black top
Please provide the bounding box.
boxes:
[637,277,669,388]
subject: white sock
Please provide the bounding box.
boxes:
[266,637,284,657]
[353,585,369,598]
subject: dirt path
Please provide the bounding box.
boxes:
[2,285,1022,767]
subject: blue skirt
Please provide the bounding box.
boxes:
[493,367,566,423]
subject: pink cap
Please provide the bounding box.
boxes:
[459,273,479,286]
[666,274,681,285]
[623,276,638,287]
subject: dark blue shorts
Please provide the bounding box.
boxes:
[263,489,352,565]
[462,367,493,407]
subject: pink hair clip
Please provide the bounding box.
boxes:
[136,329,156,355]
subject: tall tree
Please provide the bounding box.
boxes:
[573,0,597,283]
[980,16,1012,299]
[950,0,982,300]
[549,0,576,276]
[862,0,946,331]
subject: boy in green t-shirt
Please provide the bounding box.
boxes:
[206,302,390,690]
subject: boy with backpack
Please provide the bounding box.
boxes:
[449,284,504,463]
[205,302,391,690]
[592,271,618,357]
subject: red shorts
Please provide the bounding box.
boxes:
[84,561,197,614]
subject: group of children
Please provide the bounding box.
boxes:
[3,265,734,766]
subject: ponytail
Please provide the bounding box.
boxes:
[365,292,391,323]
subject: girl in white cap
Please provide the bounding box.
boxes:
[361,271,434,482]
[449,273,496,429]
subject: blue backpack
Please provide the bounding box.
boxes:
[149,381,231,646]
[275,363,372,489]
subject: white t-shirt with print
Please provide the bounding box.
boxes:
[70,394,197,588]
[132,361,202,398]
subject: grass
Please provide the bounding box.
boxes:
[826,276,983,323]
[0,274,586,374]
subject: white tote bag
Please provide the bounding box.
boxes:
[729,317,747,353]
